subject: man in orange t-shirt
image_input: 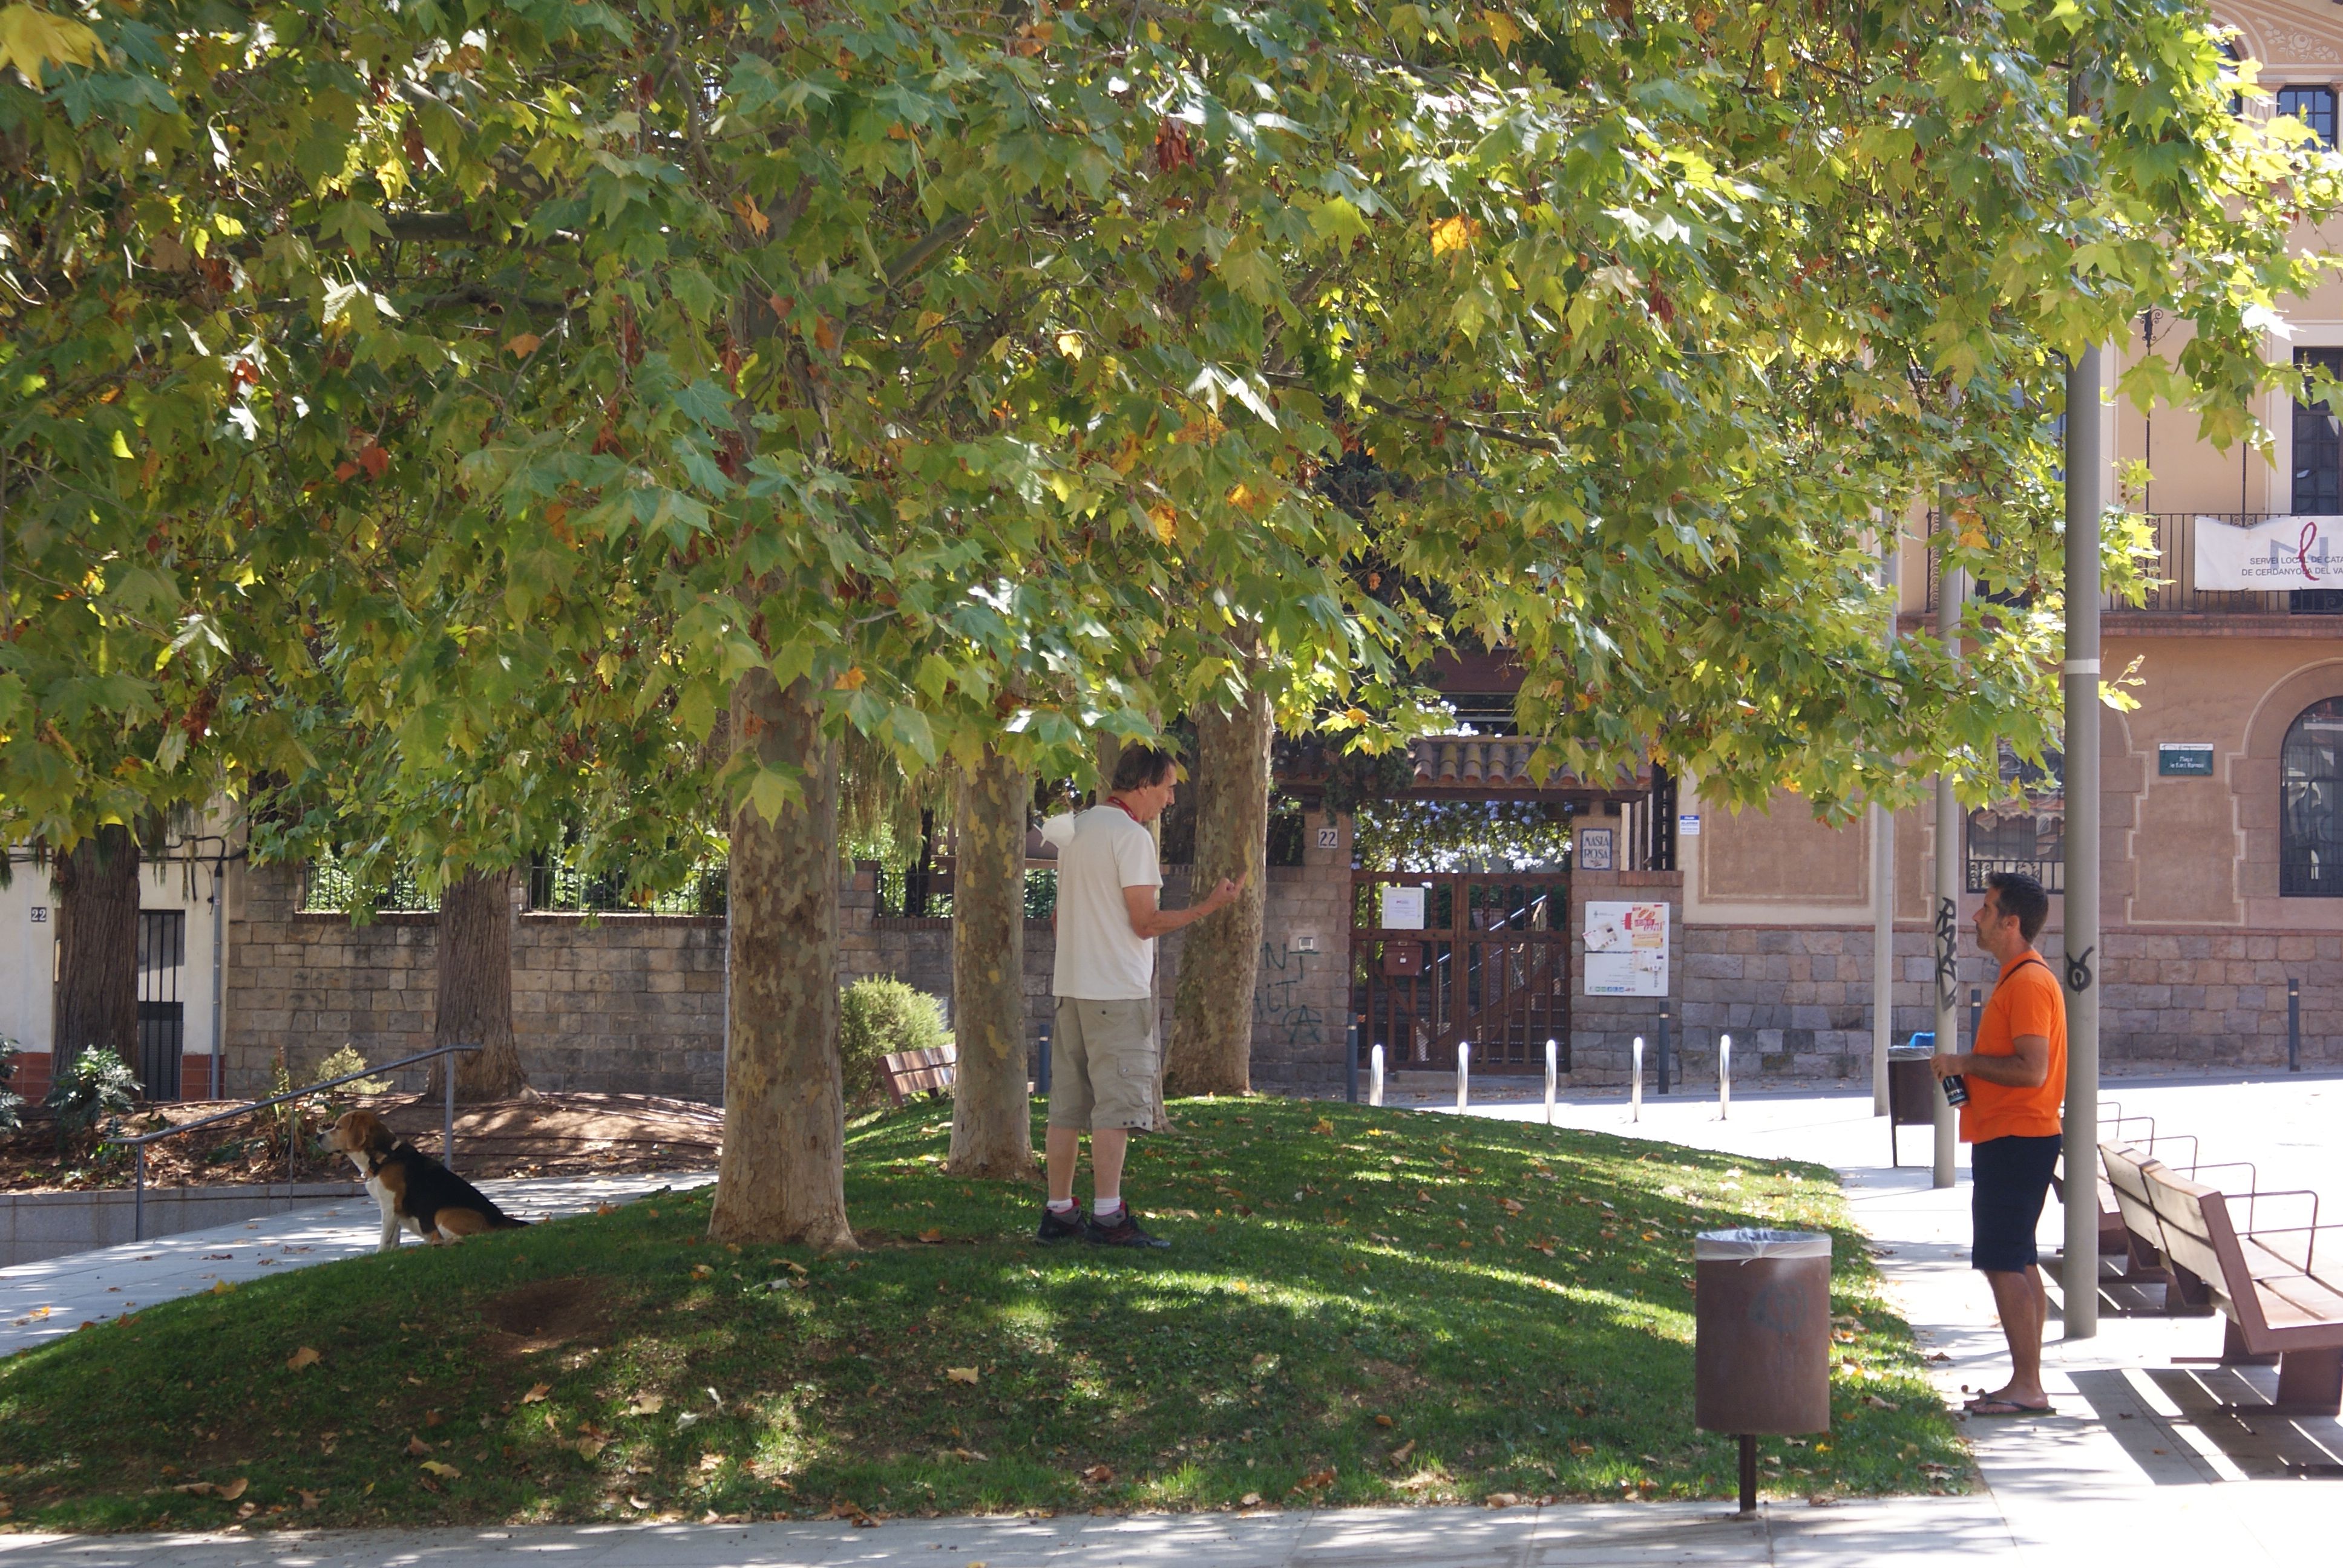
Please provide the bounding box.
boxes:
[1931,870,2067,1417]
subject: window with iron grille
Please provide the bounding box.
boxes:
[2295,347,2343,514]
[2282,697,2343,896]
[2279,85,2338,147]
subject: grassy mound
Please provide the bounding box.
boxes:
[0,1098,1967,1530]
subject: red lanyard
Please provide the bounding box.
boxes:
[1106,796,1141,823]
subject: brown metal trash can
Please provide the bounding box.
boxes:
[1695,1228,1831,1509]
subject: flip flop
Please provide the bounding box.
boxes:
[1963,1397,2054,1417]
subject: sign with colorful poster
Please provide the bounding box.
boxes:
[1584,900,1670,997]
[2193,515,2341,590]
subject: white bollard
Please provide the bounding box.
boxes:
[1369,1043,1385,1108]
[1631,1036,1644,1123]
[1457,1040,1471,1111]
[1544,1037,1558,1126]
[1719,1032,1732,1120]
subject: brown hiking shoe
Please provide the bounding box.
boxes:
[1084,1204,1170,1249]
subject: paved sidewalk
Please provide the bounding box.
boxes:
[0,1171,713,1359]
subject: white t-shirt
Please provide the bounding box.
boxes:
[1040,806,1162,1000]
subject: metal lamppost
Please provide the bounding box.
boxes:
[1874,527,1900,1117]
[1932,546,1964,1192]
[2062,338,2104,1342]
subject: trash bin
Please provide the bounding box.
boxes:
[1886,1037,1939,1167]
[1694,1228,1832,1513]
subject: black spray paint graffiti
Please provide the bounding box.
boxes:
[1254,939,1326,1048]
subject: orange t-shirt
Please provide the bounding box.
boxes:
[1959,950,2067,1143]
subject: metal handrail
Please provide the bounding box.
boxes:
[102,1042,479,1242]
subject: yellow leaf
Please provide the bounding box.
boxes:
[505,333,542,358]
[1055,330,1084,361]
[733,195,770,237]
[286,1345,321,1371]
[836,666,867,690]
[1147,503,1178,544]
[945,1367,980,1385]
[626,1394,664,1416]
[421,1460,461,1478]
[209,1281,235,1296]
[520,1383,552,1405]
[574,1436,609,1460]
[1310,1119,1335,1134]
[1480,9,1521,52]
[0,4,104,89]
[1430,214,1475,257]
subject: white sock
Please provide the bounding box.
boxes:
[1047,1198,1076,1215]
[1093,1196,1122,1218]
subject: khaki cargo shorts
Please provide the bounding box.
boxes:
[1047,997,1160,1131]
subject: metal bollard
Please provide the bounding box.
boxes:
[1657,1007,1672,1096]
[1719,1032,1732,1120]
[1038,1019,1052,1097]
[1347,1018,1361,1103]
[2290,979,2302,1073]
[1369,1044,1386,1107]
[1631,1036,1644,1123]
[1544,1038,1558,1126]
[444,1050,457,1174]
[1456,1040,1471,1112]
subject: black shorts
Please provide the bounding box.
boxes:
[1971,1133,2062,1273]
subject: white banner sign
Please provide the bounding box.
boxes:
[2194,514,2341,590]
[1584,900,1670,998]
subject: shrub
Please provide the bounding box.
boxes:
[45,1046,141,1156]
[837,977,950,1109]
[0,1037,24,1135]
[309,1045,392,1097]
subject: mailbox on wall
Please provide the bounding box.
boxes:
[1382,944,1424,978]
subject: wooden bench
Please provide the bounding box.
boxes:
[2100,1140,2212,1313]
[2140,1161,2343,1414]
[880,1045,957,1108]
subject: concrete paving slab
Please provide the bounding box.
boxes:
[0,1172,712,1359]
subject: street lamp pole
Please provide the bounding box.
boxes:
[2062,339,2103,1341]
[1932,535,1964,1192]
[1874,525,1900,1117]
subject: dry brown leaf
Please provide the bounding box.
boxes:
[235,1501,258,1519]
[690,1264,714,1280]
[405,1436,432,1456]
[945,1367,979,1385]
[1239,1491,1263,1507]
[1081,1463,1114,1483]
[521,1383,552,1405]
[1290,1468,1335,1492]
[505,333,543,358]
[1388,1440,1416,1466]
[1487,1492,1524,1508]
[285,1345,321,1372]
[1374,1414,1394,1428]
[917,1227,946,1243]
[626,1394,664,1416]
[1501,1198,1525,1215]
[425,1410,445,1427]
[1863,1394,1899,1411]
[421,1460,461,1479]
[698,1452,725,1472]
[596,1203,617,1216]
[171,1482,218,1497]
[297,1489,323,1509]
[574,1437,609,1460]
[219,1477,249,1501]
[628,1494,652,1510]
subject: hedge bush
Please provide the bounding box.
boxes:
[838,978,951,1108]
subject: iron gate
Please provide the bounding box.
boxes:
[136,909,186,1101]
[1351,872,1569,1073]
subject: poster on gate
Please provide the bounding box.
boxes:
[1583,900,1669,997]
[2193,514,2342,589]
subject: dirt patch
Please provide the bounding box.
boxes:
[476,1276,611,1357]
[0,1091,721,1194]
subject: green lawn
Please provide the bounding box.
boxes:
[0,1097,1968,1530]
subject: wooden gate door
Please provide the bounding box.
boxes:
[1351,872,1569,1073]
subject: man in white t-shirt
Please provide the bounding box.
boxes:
[1034,743,1240,1248]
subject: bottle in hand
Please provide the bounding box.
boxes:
[1940,1073,1970,1106]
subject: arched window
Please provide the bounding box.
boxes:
[2281,698,2343,895]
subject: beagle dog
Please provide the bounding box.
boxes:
[326,1109,528,1250]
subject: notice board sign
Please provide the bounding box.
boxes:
[1380,884,1427,930]
[2158,743,2215,777]
[1584,901,1670,997]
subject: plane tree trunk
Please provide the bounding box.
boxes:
[709,667,856,1250]
[425,868,530,1103]
[946,745,1037,1180]
[54,826,141,1070]
[1165,682,1271,1097]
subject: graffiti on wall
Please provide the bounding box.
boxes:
[1254,938,1327,1048]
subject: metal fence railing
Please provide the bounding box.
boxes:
[102,1043,480,1243]
[1922,513,2343,617]
[527,861,726,916]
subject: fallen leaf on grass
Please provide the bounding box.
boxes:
[917,1228,946,1243]
[1374,1414,1394,1428]
[1081,1464,1115,1483]
[421,1460,461,1479]
[297,1489,323,1509]
[1388,1440,1417,1466]
[285,1346,321,1372]
[220,1477,249,1501]
[1863,1394,1899,1411]
[1239,1491,1263,1507]
[1289,1468,1335,1492]
[405,1436,432,1456]
[944,1446,988,1462]
[596,1203,618,1216]
[521,1383,552,1405]
[1487,1492,1523,1508]
[1310,1118,1335,1134]
[698,1452,725,1472]
[945,1367,980,1385]
[1501,1198,1524,1215]
[626,1394,664,1416]
[574,1437,609,1460]
[690,1264,713,1280]
[629,1494,653,1510]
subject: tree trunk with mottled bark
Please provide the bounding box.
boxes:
[947,746,1036,1179]
[709,668,856,1249]
[54,826,140,1068]
[425,867,531,1103]
[1165,684,1271,1096]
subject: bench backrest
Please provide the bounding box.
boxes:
[2099,1140,2170,1256]
[881,1044,958,1107]
[2141,1163,2256,1332]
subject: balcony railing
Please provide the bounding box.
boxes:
[1922,513,2343,617]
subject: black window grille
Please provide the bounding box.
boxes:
[2295,348,2343,514]
[2282,697,2343,896]
[136,910,186,1101]
[1966,742,2064,893]
[2279,85,2338,148]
